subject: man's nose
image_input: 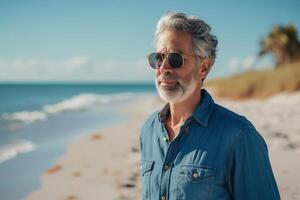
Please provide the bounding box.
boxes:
[159,57,173,73]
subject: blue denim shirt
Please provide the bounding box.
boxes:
[139,89,280,200]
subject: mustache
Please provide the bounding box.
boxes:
[157,72,180,82]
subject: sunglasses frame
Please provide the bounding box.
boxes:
[147,52,200,69]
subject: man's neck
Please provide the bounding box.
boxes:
[168,88,202,127]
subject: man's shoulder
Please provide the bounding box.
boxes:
[213,103,253,129]
[212,103,263,143]
[213,103,266,147]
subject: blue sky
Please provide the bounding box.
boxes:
[1,0,299,82]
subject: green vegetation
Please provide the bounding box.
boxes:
[205,61,300,99]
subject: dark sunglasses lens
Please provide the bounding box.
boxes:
[148,53,163,69]
[168,53,183,68]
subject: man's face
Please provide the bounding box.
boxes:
[155,28,202,104]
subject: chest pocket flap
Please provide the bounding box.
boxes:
[179,164,215,182]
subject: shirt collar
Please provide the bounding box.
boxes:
[192,89,215,126]
[158,89,215,127]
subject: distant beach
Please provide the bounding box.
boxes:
[21,88,300,200]
[0,83,156,200]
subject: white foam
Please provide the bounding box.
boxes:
[43,93,100,114]
[0,140,36,163]
[1,92,138,124]
[2,111,47,123]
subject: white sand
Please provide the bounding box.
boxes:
[24,91,300,200]
[216,92,300,199]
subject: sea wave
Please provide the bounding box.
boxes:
[2,92,138,124]
[0,140,36,164]
[2,111,47,123]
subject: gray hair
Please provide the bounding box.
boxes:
[155,11,218,64]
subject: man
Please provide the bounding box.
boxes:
[139,11,280,200]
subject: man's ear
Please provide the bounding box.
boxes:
[198,58,212,80]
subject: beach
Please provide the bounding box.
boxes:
[24,90,300,200]
[0,83,156,200]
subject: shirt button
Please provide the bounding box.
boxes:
[163,136,168,142]
[192,172,199,178]
[164,165,170,170]
[161,195,166,200]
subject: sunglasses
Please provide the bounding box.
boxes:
[147,52,199,69]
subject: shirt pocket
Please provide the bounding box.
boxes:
[177,164,216,200]
[140,160,155,200]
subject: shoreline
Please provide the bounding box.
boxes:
[25,91,300,200]
[0,106,128,200]
[24,95,163,200]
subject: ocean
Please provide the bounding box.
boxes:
[0,83,156,200]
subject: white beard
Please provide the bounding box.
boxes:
[155,70,199,104]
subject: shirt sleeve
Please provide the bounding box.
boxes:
[226,126,281,200]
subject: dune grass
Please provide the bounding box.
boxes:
[205,61,300,99]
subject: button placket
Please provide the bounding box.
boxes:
[161,143,175,200]
[160,124,185,200]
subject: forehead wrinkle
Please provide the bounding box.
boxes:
[156,29,193,54]
[156,38,185,54]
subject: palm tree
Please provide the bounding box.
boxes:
[258,24,300,67]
